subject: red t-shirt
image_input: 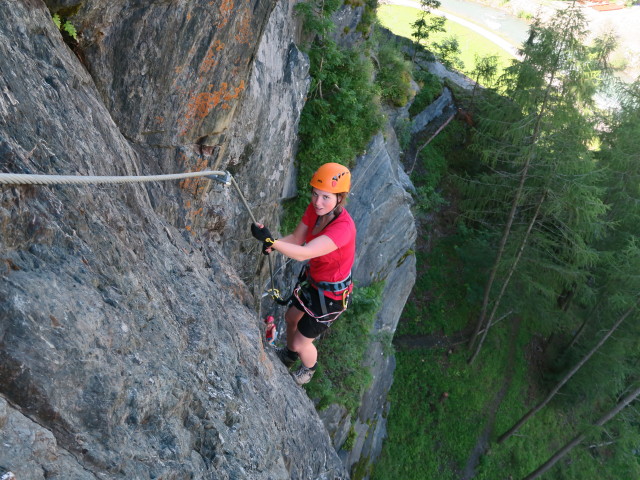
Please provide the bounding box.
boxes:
[301,203,356,299]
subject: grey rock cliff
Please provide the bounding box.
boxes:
[0,0,417,478]
[0,1,344,478]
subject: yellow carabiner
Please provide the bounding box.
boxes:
[342,289,349,309]
[268,288,282,301]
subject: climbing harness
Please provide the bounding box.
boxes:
[292,265,351,325]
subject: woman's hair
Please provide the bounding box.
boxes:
[334,192,348,215]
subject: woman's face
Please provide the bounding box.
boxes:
[311,188,338,216]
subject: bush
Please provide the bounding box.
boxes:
[376,42,413,107]
[409,70,443,117]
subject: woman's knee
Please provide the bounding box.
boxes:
[285,307,303,326]
[291,332,315,352]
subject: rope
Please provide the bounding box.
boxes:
[0,168,286,304]
[230,175,257,224]
[0,170,227,185]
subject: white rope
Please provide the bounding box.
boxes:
[0,167,288,305]
[0,170,228,186]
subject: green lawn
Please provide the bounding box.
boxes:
[377,4,516,84]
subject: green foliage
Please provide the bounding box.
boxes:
[471,54,499,89]
[351,454,373,480]
[432,35,464,71]
[410,0,445,54]
[372,344,506,479]
[343,425,358,451]
[408,69,443,117]
[305,281,384,414]
[294,3,334,37]
[356,0,378,37]
[52,13,77,40]
[411,14,446,54]
[412,144,446,190]
[283,36,383,232]
[375,41,413,107]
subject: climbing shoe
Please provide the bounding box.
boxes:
[291,364,316,385]
[274,346,298,368]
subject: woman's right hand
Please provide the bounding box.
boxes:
[251,223,274,243]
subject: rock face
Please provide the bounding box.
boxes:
[411,88,455,135]
[0,0,416,478]
[0,1,344,478]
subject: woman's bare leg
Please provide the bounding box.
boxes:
[290,332,317,368]
[285,306,304,349]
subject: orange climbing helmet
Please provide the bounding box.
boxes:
[309,163,351,193]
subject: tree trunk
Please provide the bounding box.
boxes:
[468,191,546,364]
[408,112,455,175]
[467,155,532,352]
[523,384,640,480]
[468,14,573,353]
[498,301,638,443]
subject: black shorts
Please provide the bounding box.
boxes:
[290,283,349,339]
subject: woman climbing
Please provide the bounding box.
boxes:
[250,162,356,385]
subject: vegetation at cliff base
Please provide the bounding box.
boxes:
[305,281,384,414]
[373,3,640,479]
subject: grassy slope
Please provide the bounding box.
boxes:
[377,4,514,84]
[371,105,630,479]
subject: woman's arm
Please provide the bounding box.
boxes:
[271,235,337,262]
[255,220,337,260]
[277,220,308,246]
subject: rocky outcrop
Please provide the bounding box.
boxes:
[0,1,345,478]
[411,88,455,135]
[330,4,366,48]
[0,0,417,478]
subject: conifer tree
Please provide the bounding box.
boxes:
[464,3,609,362]
[410,0,445,63]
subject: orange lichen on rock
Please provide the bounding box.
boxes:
[180,155,209,196]
[199,40,225,76]
[178,80,246,135]
[235,8,252,46]
[216,0,234,28]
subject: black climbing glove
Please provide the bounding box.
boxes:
[261,241,272,256]
[251,223,275,245]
